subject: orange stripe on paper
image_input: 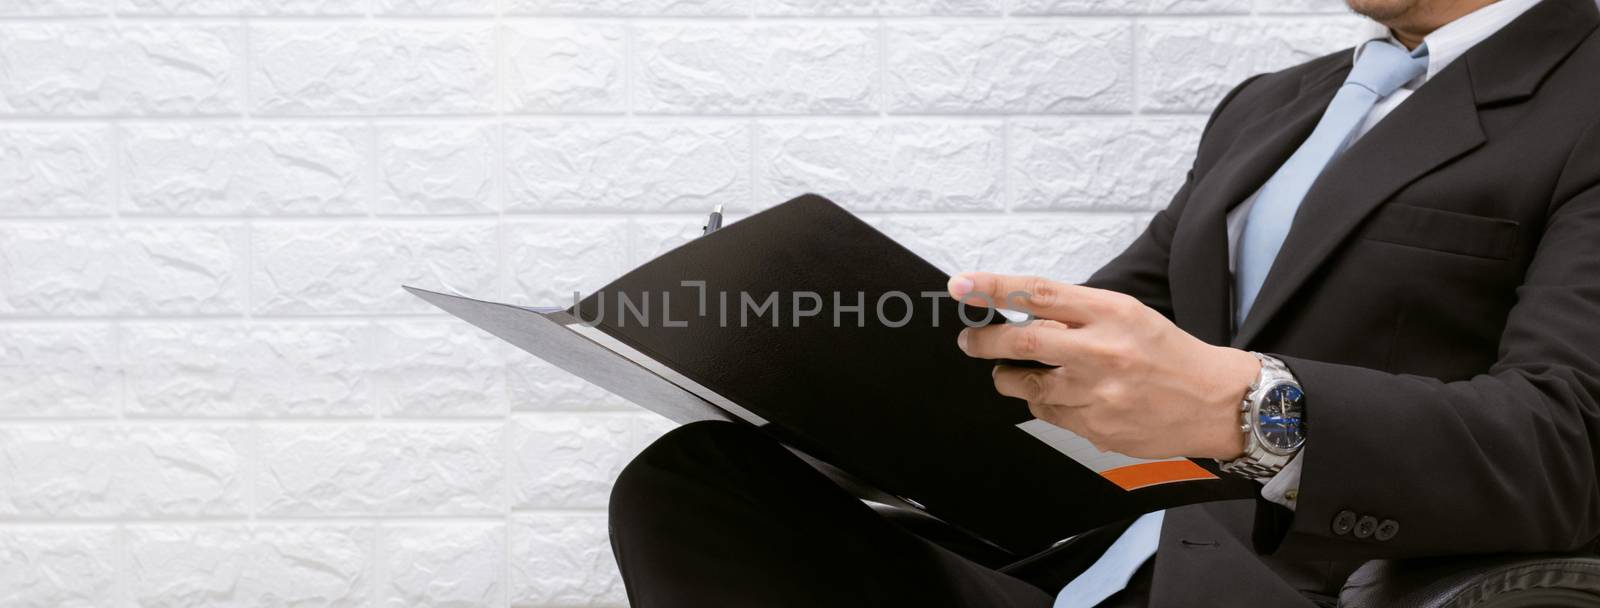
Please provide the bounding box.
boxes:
[1100,460,1217,491]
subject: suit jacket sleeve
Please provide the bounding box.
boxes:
[1081,75,1261,315]
[1262,120,1600,560]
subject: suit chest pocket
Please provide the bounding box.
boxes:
[1357,203,1520,260]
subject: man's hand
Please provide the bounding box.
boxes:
[949,272,1259,461]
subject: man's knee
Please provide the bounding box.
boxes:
[638,419,758,461]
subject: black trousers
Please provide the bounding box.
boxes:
[608,420,1155,607]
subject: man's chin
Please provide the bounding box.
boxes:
[1345,0,1417,22]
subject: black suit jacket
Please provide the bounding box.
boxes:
[1081,0,1600,604]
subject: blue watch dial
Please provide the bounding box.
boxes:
[1256,383,1306,453]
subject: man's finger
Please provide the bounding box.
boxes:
[992,365,1087,405]
[947,272,1111,323]
[958,321,1074,363]
[1028,401,1090,440]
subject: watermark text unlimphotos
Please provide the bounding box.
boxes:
[570,280,1037,328]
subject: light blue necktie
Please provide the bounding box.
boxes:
[1053,511,1164,608]
[1234,41,1428,326]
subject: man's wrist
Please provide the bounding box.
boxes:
[1202,346,1259,460]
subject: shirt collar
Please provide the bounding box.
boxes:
[1352,0,1545,83]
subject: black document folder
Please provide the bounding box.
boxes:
[408,193,1257,555]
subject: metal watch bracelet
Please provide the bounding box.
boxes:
[1217,353,1301,480]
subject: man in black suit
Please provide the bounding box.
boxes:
[607,0,1600,605]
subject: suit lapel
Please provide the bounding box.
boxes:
[1227,0,1598,348]
[1229,64,1485,348]
[1169,66,1347,346]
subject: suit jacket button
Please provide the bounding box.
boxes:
[1354,515,1378,539]
[1375,519,1400,541]
[1332,510,1357,535]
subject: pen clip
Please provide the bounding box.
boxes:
[702,204,724,236]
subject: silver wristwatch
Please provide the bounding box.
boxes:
[1217,352,1307,481]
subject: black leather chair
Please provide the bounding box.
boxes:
[866,502,1600,607]
[817,452,1600,606]
[1336,553,1600,608]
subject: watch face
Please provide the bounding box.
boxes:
[1256,383,1306,453]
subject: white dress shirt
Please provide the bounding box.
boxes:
[1056,2,1545,605]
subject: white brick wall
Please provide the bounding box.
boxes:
[0,2,1364,606]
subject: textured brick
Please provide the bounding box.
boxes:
[509,513,625,607]
[753,0,1004,16]
[754,0,875,15]
[0,24,240,116]
[502,21,627,113]
[0,223,243,316]
[376,123,496,215]
[1259,0,1355,13]
[880,0,1005,15]
[121,123,366,216]
[505,120,749,213]
[0,426,118,517]
[115,0,364,14]
[756,120,1004,212]
[122,322,372,418]
[0,0,106,15]
[119,426,252,516]
[507,0,743,14]
[0,527,117,607]
[503,22,627,113]
[1010,117,1203,211]
[876,213,1152,283]
[0,425,249,517]
[887,22,1132,113]
[125,320,509,419]
[257,423,503,515]
[250,24,494,115]
[127,525,255,607]
[509,412,648,509]
[0,126,112,216]
[634,24,878,114]
[504,219,629,306]
[378,523,503,608]
[0,324,118,418]
[250,222,498,315]
[1011,0,1247,14]
[372,0,495,14]
[126,524,371,607]
[1139,17,1366,111]
[370,320,510,417]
